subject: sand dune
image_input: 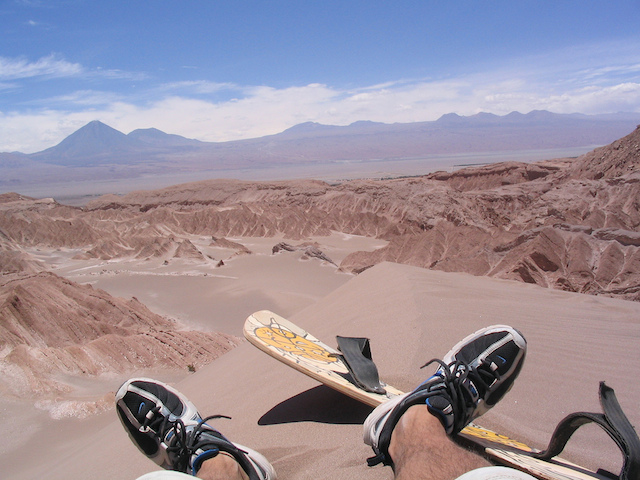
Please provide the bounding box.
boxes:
[3,262,638,480]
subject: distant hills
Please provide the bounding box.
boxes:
[2,110,640,197]
[28,121,203,166]
[13,110,640,165]
[31,121,148,165]
[128,127,204,147]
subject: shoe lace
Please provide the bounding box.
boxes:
[171,414,233,473]
[139,405,167,434]
[140,408,231,473]
[420,357,501,433]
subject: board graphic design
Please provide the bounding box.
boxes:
[247,310,404,406]
[244,310,609,480]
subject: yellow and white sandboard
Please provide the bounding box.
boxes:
[244,310,609,480]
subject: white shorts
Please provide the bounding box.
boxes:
[136,472,193,479]
[135,466,538,480]
[456,466,538,480]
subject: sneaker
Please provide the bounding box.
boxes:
[116,378,276,479]
[363,325,526,467]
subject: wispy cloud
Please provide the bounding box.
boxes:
[0,54,147,83]
[14,0,45,6]
[157,80,239,95]
[577,63,640,83]
[0,81,19,91]
[34,89,124,107]
[91,67,147,81]
[0,54,83,80]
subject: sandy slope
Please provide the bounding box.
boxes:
[4,262,638,480]
[44,235,384,336]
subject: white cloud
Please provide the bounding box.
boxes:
[0,109,85,152]
[544,83,640,114]
[0,54,83,80]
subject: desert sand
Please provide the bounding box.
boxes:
[1,127,639,479]
[46,234,385,336]
[2,259,639,480]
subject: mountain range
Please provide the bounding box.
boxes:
[2,110,640,196]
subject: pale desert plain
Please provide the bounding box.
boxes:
[2,127,640,480]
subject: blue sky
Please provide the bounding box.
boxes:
[1,0,640,153]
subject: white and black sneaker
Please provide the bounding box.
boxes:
[363,325,526,467]
[116,378,276,479]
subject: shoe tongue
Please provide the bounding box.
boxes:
[425,394,455,434]
[427,394,450,411]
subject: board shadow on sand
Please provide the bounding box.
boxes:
[258,385,373,425]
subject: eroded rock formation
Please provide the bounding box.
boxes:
[272,242,337,265]
[0,272,239,397]
[1,127,639,302]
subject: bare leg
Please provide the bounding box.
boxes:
[389,405,490,480]
[196,453,249,480]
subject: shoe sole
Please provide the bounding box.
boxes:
[362,393,407,449]
[235,443,278,480]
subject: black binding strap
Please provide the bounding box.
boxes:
[533,382,639,480]
[335,336,386,394]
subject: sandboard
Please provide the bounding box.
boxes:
[244,310,613,480]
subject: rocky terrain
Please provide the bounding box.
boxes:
[0,269,239,398]
[0,193,241,399]
[272,242,337,266]
[1,125,639,402]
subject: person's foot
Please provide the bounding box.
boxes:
[116,378,276,479]
[363,325,526,467]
